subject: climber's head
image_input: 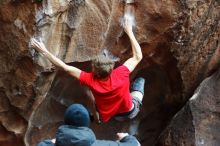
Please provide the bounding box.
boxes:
[92,55,115,79]
[92,49,118,79]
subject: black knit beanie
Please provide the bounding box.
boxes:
[64,104,90,127]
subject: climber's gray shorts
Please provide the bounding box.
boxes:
[114,96,142,121]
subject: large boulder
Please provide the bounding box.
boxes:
[157,66,220,146]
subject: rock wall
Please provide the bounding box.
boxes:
[170,0,220,98]
[0,0,219,146]
[0,0,36,146]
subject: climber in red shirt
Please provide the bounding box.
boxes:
[31,17,145,123]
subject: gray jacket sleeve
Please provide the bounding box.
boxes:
[92,135,140,146]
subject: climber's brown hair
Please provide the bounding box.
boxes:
[92,49,118,79]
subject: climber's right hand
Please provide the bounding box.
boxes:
[123,15,133,34]
[30,38,48,54]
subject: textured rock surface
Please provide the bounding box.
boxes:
[0,0,219,146]
[157,67,220,146]
[0,0,36,146]
[170,0,220,98]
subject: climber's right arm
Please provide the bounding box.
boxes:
[123,18,142,73]
[30,38,81,79]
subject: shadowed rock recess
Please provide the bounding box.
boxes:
[156,66,220,146]
[0,0,219,146]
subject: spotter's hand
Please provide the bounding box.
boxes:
[117,133,129,141]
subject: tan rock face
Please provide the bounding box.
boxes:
[0,0,219,146]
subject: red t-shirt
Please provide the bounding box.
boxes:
[79,65,132,122]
